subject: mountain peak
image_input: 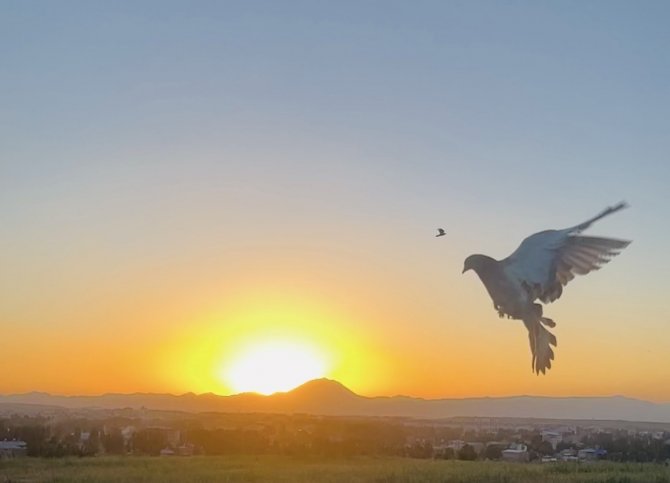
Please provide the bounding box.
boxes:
[289,378,357,399]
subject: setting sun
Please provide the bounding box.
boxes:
[221,339,328,395]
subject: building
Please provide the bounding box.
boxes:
[541,431,562,450]
[558,448,578,461]
[578,448,607,461]
[502,443,529,462]
[0,440,28,458]
[159,447,175,457]
[561,432,581,445]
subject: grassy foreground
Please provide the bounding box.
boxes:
[1,456,669,483]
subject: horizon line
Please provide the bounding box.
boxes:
[1,378,667,405]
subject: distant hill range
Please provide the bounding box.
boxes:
[2,379,670,423]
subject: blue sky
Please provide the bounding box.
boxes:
[3,1,668,216]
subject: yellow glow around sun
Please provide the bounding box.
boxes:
[162,289,389,396]
[221,339,328,395]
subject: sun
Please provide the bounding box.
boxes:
[221,339,328,395]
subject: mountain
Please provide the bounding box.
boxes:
[2,379,670,423]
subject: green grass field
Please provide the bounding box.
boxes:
[1,456,669,483]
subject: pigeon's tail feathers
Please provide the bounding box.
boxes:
[571,201,628,233]
[523,317,557,375]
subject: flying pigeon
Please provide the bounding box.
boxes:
[462,202,630,375]
[436,228,447,237]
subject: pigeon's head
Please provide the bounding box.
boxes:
[462,254,494,274]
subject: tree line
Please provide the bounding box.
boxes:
[2,414,669,462]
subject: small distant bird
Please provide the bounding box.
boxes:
[462,202,630,374]
[436,228,447,237]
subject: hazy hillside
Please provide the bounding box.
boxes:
[2,379,669,423]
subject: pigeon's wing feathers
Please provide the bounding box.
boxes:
[540,236,630,302]
[568,201,628,233]
[501,229,570,300]
[502,230,630,304]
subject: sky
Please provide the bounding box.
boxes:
[1,1,669,401]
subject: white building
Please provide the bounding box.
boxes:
[502,443,529,462]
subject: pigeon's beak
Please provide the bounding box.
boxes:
[462,266,467,274]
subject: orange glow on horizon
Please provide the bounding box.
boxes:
[153,286,392,397]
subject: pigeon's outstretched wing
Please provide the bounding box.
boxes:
[502,202,631,304]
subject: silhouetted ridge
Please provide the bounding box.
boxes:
[288,378,358,400]
[3,380,670,422]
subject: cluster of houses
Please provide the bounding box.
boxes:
[429,426,615,463]
[3,412,669,462]
[432,439,609,463]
